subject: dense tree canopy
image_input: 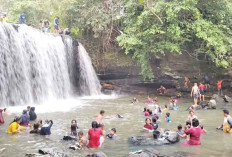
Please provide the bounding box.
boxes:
[117,0,232,79]
[1,0,232,79]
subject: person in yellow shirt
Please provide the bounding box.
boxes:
[7,116,26,134]
[1,14,7,22]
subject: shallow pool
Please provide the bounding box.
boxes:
[0,95,232,157]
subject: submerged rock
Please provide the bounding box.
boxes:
[129,131,179,146]
[26,148,68,157]
[86,152,108,157]
[128,148,166,157]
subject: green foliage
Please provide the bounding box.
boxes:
[1,0,232,79]
[117,0,232,79]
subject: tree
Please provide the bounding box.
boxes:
[117,0,232,79]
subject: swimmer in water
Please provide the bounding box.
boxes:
[177,124,186,138]
[143,118,154,131]
[96,110,105,127]
[165,112,171,123]
[132,97,138,103]
[7,116,26,134]
[106,128,117,140]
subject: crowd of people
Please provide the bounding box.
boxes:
[141,94,232,146]
[0,107,117,150]
[1,12,71,35]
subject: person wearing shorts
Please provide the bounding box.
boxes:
[191,83,200,107]
[199,83,205,101]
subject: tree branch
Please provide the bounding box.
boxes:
[145,0,163,24]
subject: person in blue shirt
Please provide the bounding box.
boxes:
[165,112,171,123]
[20,12,26,24]
[54,16,60,34]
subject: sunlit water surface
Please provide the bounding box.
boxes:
[0,95,232,157]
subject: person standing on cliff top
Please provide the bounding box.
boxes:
[19,12,26,24]
[191,83,200,107]
[54,16,59,34]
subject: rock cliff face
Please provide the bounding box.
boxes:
[90,51,232,96]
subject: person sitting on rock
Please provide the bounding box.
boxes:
[165,113,171,123]
[7,116,26,134]
[217,109,232,133]
[40,120,53,135]
[78,131,87,147]
[143,118,154,131]
[177,124,186,138]
[106,128,117,140]
[182,118,201,146]
[157,85,166,95]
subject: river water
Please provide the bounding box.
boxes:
[0,95,231,157]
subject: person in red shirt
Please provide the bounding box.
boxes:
[217,80,223,96]
[182,118,201,146]
[199,83,205,101]
[88,121,104,148]
[143,118,154,131]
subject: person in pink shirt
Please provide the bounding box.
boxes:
[182,118,201,146]
[199,83,205,101]
[144,108,150,117]
[144,118,154,131]
[146,96,153,104]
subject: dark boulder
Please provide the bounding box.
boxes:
[26,148,68,157]
[129,131,179,146]
[86,152,108,157]
[224,95,232,103]
[63,135,77,141]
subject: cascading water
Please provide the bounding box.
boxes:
[0,22,101,107]
[78,43,102,96]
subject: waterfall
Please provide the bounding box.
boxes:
[78,43,102,95]
[0,22,101,107]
